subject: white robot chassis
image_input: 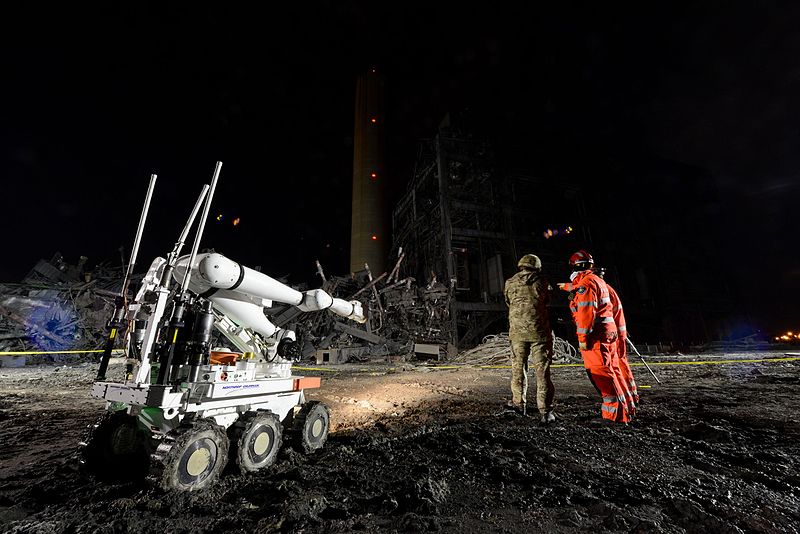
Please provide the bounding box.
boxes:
[81,164,366,491]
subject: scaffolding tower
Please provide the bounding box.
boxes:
[393,124,589,351]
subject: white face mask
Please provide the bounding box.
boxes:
[570,271,579,282]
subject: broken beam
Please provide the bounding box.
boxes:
[333,321,387,344]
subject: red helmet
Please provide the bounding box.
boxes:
[569,250,594,270]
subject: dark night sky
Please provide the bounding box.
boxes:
[2,3,797,331]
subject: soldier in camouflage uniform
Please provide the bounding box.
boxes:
[504,254,556,424]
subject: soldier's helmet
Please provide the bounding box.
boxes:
[517,254,542,271]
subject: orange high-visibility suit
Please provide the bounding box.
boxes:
[606,283,639,405]
[569,271,634,423]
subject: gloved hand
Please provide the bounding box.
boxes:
[557,283,567,290]
[578,341,587,351]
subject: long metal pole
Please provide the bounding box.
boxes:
[627,337,662,384]
[121,173,157,300]
[173,184,210,259]
[386,248,405,284]
[181,161,222,296]
[160,184,210,289]
[435,135,458,348]
[96,173,157,381]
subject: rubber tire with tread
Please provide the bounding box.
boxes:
[80,410,152,482]
[159,419,229,492]
[292,401,330,454]
[231,410,283,473]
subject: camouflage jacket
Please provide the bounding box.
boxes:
[504,270,552,341]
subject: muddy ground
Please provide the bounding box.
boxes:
[1,352,799,533]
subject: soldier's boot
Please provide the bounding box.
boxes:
[504,400,526,416]
[539,411,556,426]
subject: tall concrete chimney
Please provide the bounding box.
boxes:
[350,70,387,274]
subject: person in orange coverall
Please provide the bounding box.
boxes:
[560,251,634,423]
[597,269,639,405]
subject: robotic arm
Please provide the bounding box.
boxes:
[172,252,365,355]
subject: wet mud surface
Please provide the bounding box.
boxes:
[1,355,799,533]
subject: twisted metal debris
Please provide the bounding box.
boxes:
[0,253,136,362]
[451,333,580,365]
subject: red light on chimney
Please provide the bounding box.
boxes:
[371,235,377,241]
[370,172,377,179]
[370,118,377,123]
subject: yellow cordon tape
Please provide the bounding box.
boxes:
[639,357,800,366]
[477,356,800,369]
[4,353,797,372]
[294,366,341,373]
[296,357,800,374]
[0,349,125,356]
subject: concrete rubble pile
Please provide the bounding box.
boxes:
[0,253,137,364]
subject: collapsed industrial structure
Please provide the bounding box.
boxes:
[0,248,583,370]
[0,122,758,367]
[0,253,134,363]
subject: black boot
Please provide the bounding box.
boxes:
[539,411,556,425]
[504,401,527,416]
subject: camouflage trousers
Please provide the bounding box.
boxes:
[510,337,555,413]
